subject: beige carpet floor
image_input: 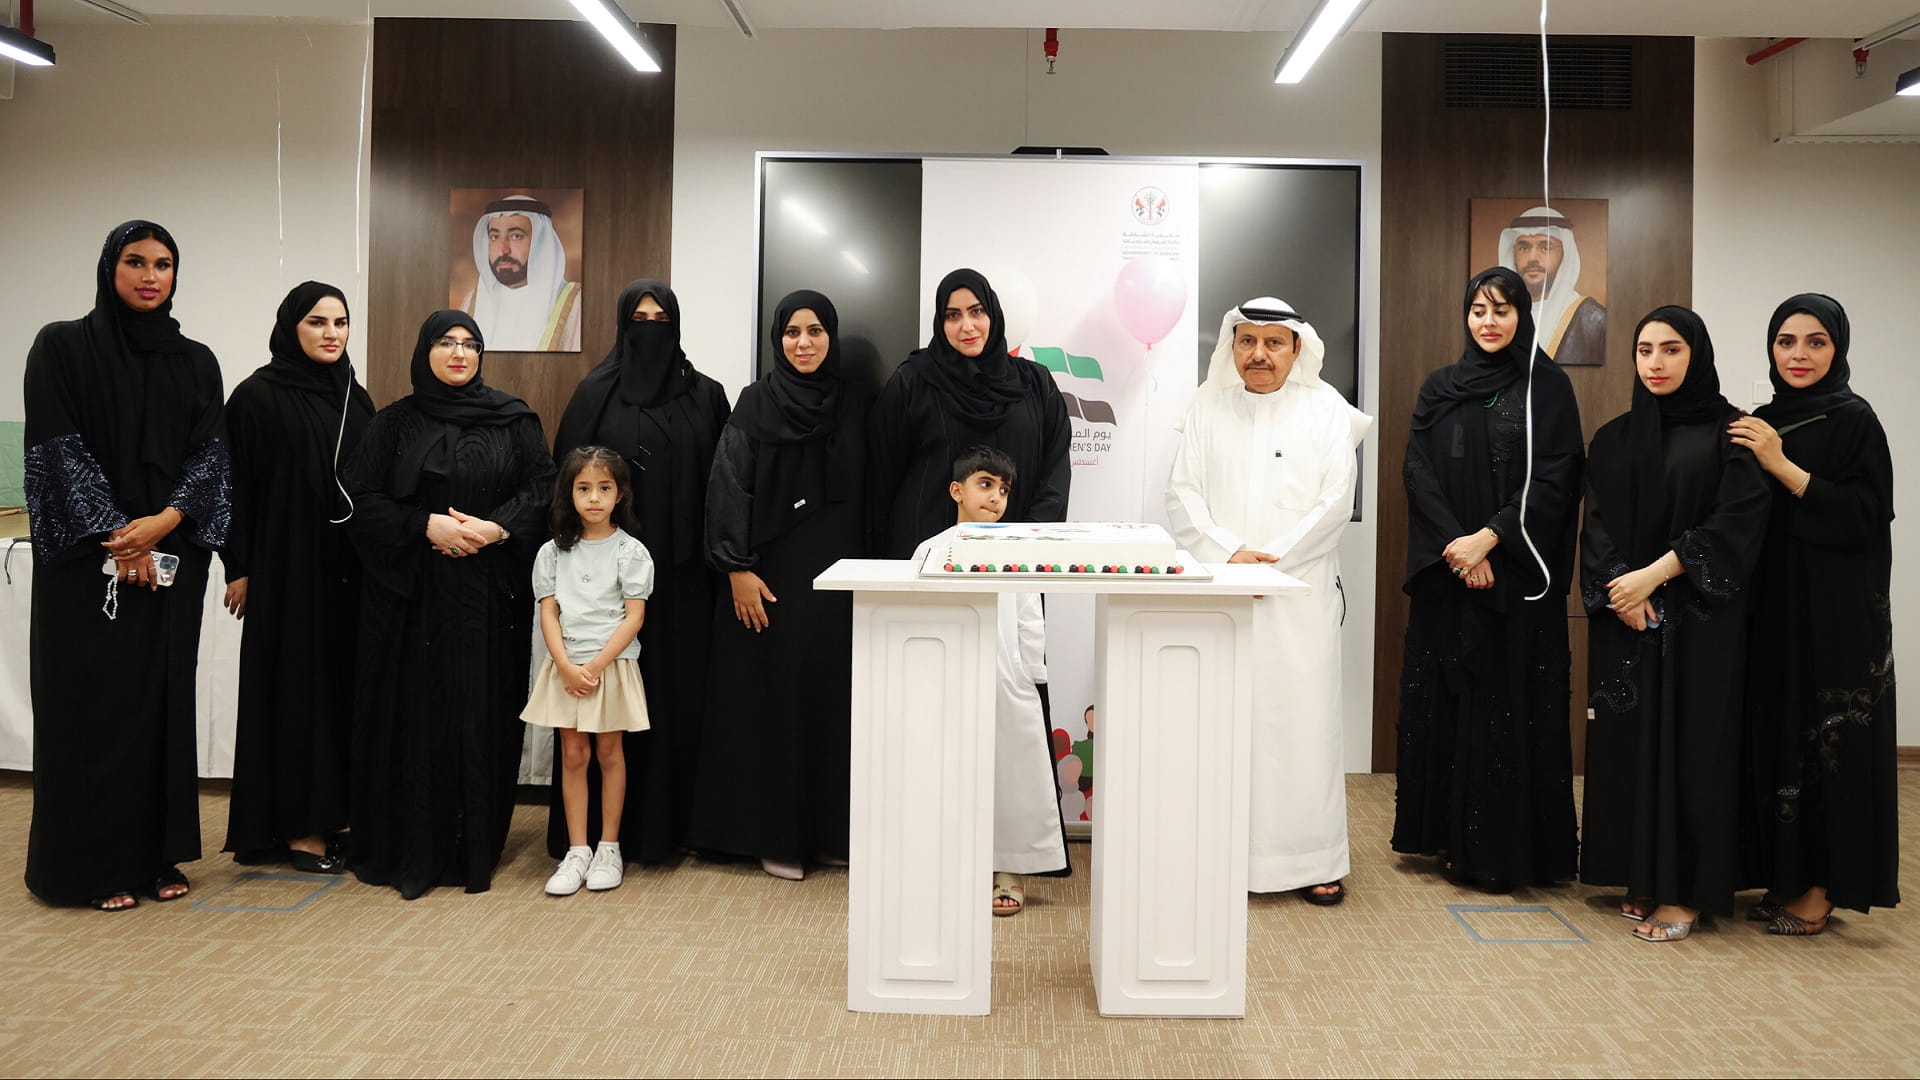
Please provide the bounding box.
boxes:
[0,770,1914,1078]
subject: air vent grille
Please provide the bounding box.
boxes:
[1443,42,1633,109]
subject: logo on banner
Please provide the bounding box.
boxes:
[1131,186,1169,226]
[1030,346,1118,457]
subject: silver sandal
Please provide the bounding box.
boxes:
[1633,916,1697,942]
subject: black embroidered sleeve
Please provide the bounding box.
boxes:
[166,437,233,550]
[24,433,130,560]
[1674,529,1739,602]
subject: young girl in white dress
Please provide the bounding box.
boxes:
[522,446,654,896]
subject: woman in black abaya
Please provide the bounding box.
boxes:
[1730,294,1899,934]
[550,280,731,863]
[23,220,231,910]
[342,311,552,899]
[220,282,374,873]
[687,290,871,880]
[1580,306,1771,941]
[1391,266,1584,892]
[868,268,1071,558]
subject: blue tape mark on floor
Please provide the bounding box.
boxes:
[1446,903,1590,944]
[189,872,343,913]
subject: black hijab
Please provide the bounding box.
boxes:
[254,281,376,512]
[56,220,224,514]
[1402,266,1582,593]
[613,279,692,407]
[1617,305,1736,563]
[393,309,536,497]
[732,289,846,444]
[732,292,860,541]
[552,282,721,566]
[1411,266,1541,430]
[910,268,1027,428]
[260,281,356,396]
[554,280,698,455]
[1753,293,1865,431]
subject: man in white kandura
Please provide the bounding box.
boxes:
[1498,204,1606,367]
[1166,298,1373,905]
[459,194,582,352]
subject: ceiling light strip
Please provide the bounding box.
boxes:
[568,0,661,73]
[0,25,54,66]
[1273,0,1373,84]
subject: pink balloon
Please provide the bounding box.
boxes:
[1113,256,1187,348]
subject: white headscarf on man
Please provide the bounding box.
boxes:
[467,194,570,351]
[1497,205,1583,344]
[1199,295,1328,394]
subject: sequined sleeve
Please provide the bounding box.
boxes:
[166,437,233,550]
[23,433,130,561]
[1669,447,1770,606]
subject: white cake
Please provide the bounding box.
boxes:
[943,522,1183,574]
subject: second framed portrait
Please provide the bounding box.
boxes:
[1468,197,1608,366]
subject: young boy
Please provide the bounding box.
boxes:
[911,446,1070,915]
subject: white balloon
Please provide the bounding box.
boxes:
[978,262,1038,354]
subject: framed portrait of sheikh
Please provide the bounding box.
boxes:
[448,187,585,354]
[1468,197,1608,366]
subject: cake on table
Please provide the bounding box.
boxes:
[938,522,1185,574]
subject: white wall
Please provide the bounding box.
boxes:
[1693,37,1920,745]
[671,26,1387,769]
[10,27,1913,758]
[0,23,372,417]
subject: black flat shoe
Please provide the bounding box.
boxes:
[148,866,190,901]
[1302,880,1347,906]
[288,849,347,875]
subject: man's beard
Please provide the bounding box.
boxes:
[490,256,527,287]
[1520,266,1554,300]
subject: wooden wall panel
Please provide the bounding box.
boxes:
[368,18,676,434]
[1372,34,1693,772]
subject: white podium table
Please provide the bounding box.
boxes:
[814,559,1305,1018]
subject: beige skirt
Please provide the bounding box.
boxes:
[520,657,651,733]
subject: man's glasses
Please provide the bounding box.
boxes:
[432,337,483,355]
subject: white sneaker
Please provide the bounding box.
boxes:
[545,846,592,896]
[585,844,623,891]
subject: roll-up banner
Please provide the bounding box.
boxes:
[920,158,1201,827]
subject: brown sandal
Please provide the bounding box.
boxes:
[991,872,1024,916]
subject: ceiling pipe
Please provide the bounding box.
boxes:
[1856,11,1920,50]
[1746,37,1806,65]
[65,0,147,23]
[21,0,34,38]
[1044,27,1058,74]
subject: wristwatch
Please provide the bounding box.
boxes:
[496,526,511,545]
